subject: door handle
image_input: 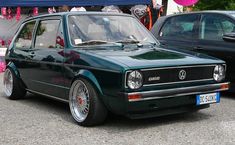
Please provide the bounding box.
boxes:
[29,52,35,57]
[160,43,167,47]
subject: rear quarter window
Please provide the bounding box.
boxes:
[14,21,36,49]
[200,14,235,41]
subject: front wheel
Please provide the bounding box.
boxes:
[3,68,26,100]
[69,78,107,126]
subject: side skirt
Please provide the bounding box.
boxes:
[26,89,69,103]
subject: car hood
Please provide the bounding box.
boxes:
[84,47,224,69]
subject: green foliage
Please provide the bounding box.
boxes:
[193,0,235,10]
[226,2,235,10]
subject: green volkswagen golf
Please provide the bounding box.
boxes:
[4,12,229,126]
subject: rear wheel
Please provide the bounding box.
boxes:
[3,68,26,100]
[69,78,107,126]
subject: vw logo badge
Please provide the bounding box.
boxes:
[179,70,186,80]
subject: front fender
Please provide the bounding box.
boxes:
[73,69,103,96]
[6,62,20,77]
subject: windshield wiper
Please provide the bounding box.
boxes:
[115,39,140,44]
[116,38,157,44]
[75,40,123,48]
[115,39,157,48]
[75,40,109,46]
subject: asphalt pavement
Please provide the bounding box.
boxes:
[0,73,234,145]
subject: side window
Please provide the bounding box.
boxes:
[200,15,235,41]
[35,20,63,49]
[221,20,235,34]
[15,21,36,49]
[159,15,199,40]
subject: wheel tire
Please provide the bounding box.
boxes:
[3,68,26,100]
[69,78,107,126]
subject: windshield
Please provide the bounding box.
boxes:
[68,15,158,47]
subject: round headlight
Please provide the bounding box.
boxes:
[127,70,143,89]
[213,65,225,82]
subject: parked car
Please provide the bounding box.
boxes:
[151,11,235,90]
[4,12,229,126]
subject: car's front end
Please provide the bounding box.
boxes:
[83,46,229,119]
[122,64,228,119]
[66,12,229,124]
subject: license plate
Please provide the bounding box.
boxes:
[196,92,220,105]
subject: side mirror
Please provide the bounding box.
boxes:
[223,33,235,42]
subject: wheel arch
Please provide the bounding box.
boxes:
[71,69,104,96]
[69,69,108,126]
[6,62,20,78]
[71,69,110,108]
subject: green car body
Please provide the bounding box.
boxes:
[4,12,229,125]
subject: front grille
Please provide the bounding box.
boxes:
[141,65,215,86]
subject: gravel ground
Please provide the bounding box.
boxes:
[0,73,234,145]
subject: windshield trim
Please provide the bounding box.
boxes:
[66,14,160,48]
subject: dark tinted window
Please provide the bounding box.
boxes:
[200,14,235,41]
[35,20,62,49]
[15,21,36,49]
[159,15,199,40]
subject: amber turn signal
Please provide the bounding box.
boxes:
[220,83,229,90]
[128,94,142,101]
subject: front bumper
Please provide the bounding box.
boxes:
[126,82,229,102]
[122,82,229,119]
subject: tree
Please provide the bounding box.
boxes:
[193,0,235,10]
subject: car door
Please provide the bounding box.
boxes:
[11,20,37,87]
[194,13,235,82]
[154,14,200,51]
[29,17,67,99]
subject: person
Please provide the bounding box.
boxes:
[59,5,70,12]
[151,0,164,24]
[130,5,153,29]
[70,7,86,12]
[185,6,193,12]
[101,5,122,13]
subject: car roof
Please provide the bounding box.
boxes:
[151,10,235,34]
[161,10,235,19]
[23,11,133,22]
